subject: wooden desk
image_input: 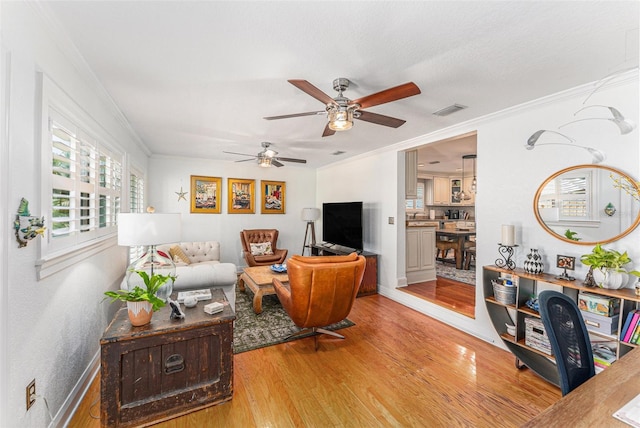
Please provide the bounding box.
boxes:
[436,229,475,269]
[523,348,640,427]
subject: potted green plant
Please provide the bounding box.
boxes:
[104,271,175,326]
[580,244,640,289]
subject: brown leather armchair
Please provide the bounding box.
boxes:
[272,252,366,350]
[240,229,288,267]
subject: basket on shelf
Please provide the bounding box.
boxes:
[492,280,516,305]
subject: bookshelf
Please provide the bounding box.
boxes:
[483,265,640,387]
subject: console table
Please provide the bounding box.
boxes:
[310,244,378,296]
[100,289,234,427]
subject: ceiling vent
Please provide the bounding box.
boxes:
[433,104,467,117]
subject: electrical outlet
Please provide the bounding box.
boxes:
[388,217,395,224]
[26,379,36,411]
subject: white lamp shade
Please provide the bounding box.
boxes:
[301,208,320,222]
[118,213,182,246]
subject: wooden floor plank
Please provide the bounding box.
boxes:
[69,294,559,427]
[400,276,476,318]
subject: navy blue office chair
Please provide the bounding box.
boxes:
[538,290,595,396]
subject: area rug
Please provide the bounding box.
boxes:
[233,288,355,354]
[436,261,476,286]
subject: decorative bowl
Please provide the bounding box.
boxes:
[505,323,516,336]
[270,264,287,273]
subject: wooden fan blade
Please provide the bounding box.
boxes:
[288,80,337,105]
[263,111,325,120]
[356,110,406,128]
[223,151,256,157]
[322,123,336,137]
[351,82,421,109]
[235,158,256,163]
[275,157,307,164]
[271,160,284,168]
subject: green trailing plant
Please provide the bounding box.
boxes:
[564,229,581,241]
[580,244,637,273]
[103,271,175,311]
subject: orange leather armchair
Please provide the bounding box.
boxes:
[240,229,288,267]
[272,252,366,350]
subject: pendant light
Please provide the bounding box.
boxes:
[465,154,477,194]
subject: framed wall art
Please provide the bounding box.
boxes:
[228,178,255,214]
[190,175,222,214]
[261,180,286,214]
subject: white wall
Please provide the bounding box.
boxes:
[1,3,149,427]
[148,156,317,266]
[317,75,640,347]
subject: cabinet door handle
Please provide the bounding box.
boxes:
[165,354,185,374]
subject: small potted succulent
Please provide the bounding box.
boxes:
[104,271,175,326]
[580,244,640,289]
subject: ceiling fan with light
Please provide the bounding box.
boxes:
[223,142,307,167]
[264,78,421,137]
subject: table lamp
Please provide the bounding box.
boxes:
[118,212,182,301]
[301,208,321,255]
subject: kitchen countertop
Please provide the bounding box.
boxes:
[406,221,439,227]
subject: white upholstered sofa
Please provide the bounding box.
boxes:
[122,241,237,309]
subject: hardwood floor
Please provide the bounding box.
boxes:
[69,294,559,427]
[400,276,476,318]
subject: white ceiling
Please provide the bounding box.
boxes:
[43,1,639,169]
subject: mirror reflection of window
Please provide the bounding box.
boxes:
[534,165,640,245]
[539,171,594,223]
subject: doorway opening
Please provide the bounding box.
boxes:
[403,131,477,317]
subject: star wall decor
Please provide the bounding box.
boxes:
[175,187,188,202]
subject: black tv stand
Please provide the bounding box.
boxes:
[309,244,377,297]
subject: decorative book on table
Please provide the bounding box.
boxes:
[177,289,212,303]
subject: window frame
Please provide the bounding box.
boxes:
[37,75,131,279]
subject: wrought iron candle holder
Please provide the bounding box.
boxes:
[496,244,518,270]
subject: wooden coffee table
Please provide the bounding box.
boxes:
[238,266,288,314]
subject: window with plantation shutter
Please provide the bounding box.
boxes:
[537,170,598,229]
[128,169,145,262]
[47,109,123,253]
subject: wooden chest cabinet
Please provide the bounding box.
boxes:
[100,289,235,427]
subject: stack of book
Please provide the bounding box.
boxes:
[620,310,640,345]
[592,344,617,373]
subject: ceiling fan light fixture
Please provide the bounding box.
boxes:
[258,156,272,168]
[327,105,353,131]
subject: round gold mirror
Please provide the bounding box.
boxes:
[533,164,640,245]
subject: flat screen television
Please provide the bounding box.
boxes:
[322,201,363,251]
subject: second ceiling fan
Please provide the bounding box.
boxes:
[264,78,421,137]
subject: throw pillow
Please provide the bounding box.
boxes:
[250,242,274,256]
[169,245,192,265]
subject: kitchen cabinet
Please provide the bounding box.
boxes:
[433,177,449,205]
[449,176,475,205]
[462,176,476,205]
[405,150,418,199]
[406,227,436,284]
[450,178,462,204]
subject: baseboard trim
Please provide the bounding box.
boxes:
[53,351,99,428]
